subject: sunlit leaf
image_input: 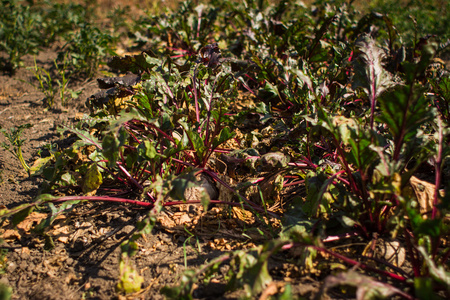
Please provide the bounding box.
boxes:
[138,140,157,160]
[34,200,79,233]
[59,124,102,149]
[60,172,76,186]
[352,34,396,102]
[116,254,144,294]
[29,155,53,177]
[259,151,290,172]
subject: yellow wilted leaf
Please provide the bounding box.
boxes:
[82,164,103,195]
[29,155,53,177]
[116,255,144,294]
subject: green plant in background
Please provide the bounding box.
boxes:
[368,0,450,44]
[28,54,81,107]
[107,5,133,37]
[39,1,92,44]
[56,58,70,106]
[29,57,55,106]
[0,0,42,72]
[0,0,118,75]
[55,53,83,106]
[0,124,33,175]
[60,24,117,77]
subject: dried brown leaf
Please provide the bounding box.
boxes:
[0,229,21,241]
[16,212,48,232]
[410,176,437,217]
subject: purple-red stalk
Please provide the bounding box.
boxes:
[193,66,200,123]
[117,163,143,191]
[283,179,305,188]
[432,116,443,219]
[50,196,273,217]
[333,135,373,223]
[281,242,408,282]
[404,228,421,277]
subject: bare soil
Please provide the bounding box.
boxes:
[0,50,324,300]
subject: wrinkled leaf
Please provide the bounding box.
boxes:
[168,174,211,210]
[319,270,407,299]
[259,152,289,172]
[97,74,141,89]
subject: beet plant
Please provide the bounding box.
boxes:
[1,0,449,299]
